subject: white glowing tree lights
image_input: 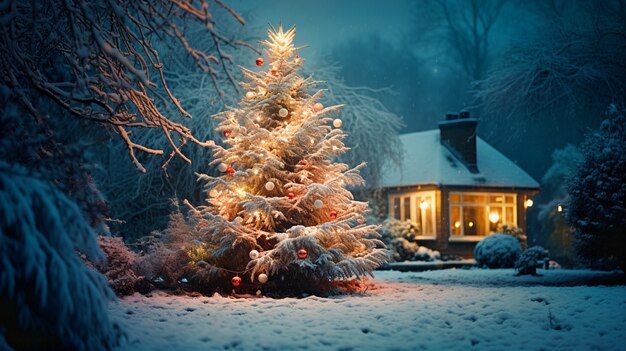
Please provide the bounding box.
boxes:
[190,26,387,294]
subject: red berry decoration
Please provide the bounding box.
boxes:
[297,249,308,260]
[223,130,231,138]
[287,192,295,199]
[329,210,337,219]
[226,166,235,175]
[231,276,242,287]
[256,57,264,66]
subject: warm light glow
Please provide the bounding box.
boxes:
[420,201,429,210]
[489,212,500,223]
[332,146,338,151]
[525,199,534,208]
[253,169,259,175]
[253,211,260,217]
[557,205,563,212]
[255,116,262,122]
[261,140,266,144]
[235,188,246,196]
[454,221,461,228]
[310,138,315,145]
[468,221,474,227]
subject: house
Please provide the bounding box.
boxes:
[380,111,540,258]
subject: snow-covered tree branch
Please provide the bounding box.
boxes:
[0,0,251,172]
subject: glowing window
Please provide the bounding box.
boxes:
[449,192,517,236]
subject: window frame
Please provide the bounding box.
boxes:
[448,191,517,241]
[388,191,437,239]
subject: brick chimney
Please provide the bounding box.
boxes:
[438,111,479,173]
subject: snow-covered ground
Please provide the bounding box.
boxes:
[110,269,626,351]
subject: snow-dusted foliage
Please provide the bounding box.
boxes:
[133,207,214,290]
[567,107,626,271]
[0,0,249,172]
[496,224,528,250]
[97,236,150,296]
[315,66,403,187]
[515,246,549,276]
[474,234,522,268]
[184,26,388,296]
[0,163,121,350]
[380,219,440,261]
[537,144,583,264]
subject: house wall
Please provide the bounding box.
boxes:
[387,186,539,259]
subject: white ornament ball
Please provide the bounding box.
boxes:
[218,163,228,172]
[209,189,219,198]
[313,102,323,112]
[249,250,259,260]
[333,119,343,128]
[314,199,324,209]
[278,108,289,118]
[265,181,275,191]
[258,273,268,284]
[245,91,255,99]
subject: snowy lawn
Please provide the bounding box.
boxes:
[110,269,626,351]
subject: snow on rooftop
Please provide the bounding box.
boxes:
[381,130,540,189]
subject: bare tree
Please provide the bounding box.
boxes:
[410,0,507,82]
[474,0,626,128]
[0,0,253,172]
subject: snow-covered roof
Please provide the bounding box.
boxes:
[381,130,539,189]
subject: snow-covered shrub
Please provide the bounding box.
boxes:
[97,236,151,296]
[474,234,522,268]
[497,224,528,250]
[515,246,549,276]
[0,163,122,350]
[134,207,214,290]
[380,219,440,261]
[567,106,626,271]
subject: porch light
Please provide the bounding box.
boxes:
[420,200,429,210]
[557,205,563,212]
[525,199,534,208]
[468,221,474,227]
[454,221,461,228]
[489,212,500,223]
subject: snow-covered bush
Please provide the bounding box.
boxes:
[567,106,626,271]
[497,224,527,250]
[134,207,214,291]
[515,246,549,276]
[474,234,522,268]
[380,219,440,261]
[97,236,151,296]
[0,163,122,350]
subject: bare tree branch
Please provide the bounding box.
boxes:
[0,0,250,172]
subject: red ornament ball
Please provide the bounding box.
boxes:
[226,166,235,175]
[270,69,278,76]
[329,210,338,219]
[298,159,308,166]
[255,57,264,66]
[297,249,308,260]
[231,276,242,287]
[223,130,231,138]
[287,192,295,199]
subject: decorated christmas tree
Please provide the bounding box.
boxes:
[187,26,387,296]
